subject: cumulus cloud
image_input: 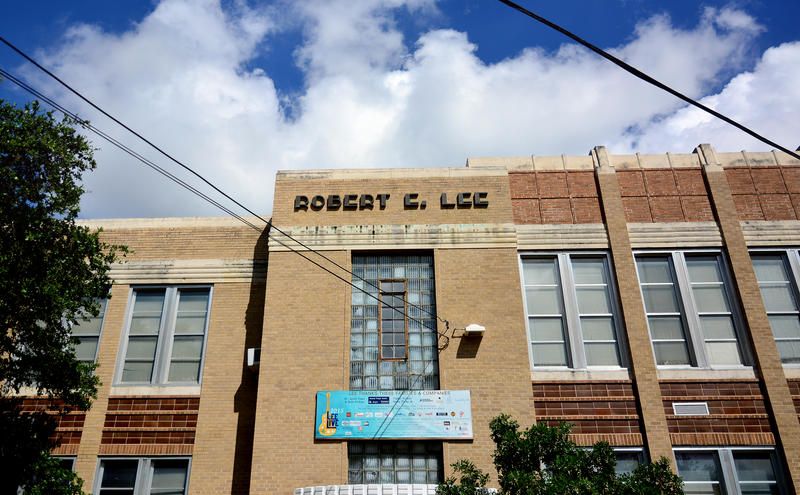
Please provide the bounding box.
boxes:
[15,0,794,218]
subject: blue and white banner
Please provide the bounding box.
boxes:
[315,390,473,440]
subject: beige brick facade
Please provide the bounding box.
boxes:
[39,146,800,494]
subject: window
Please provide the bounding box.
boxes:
[636,252,746,368]
[380,280,407,360]
[752,251,800,364]
[95,458,189,495]
[118,287,211,385]
[614,449,644,476]
[72,298,107,364]
[351,254,438,391]
[347,441,442,484]
[675,449,784,495]
[57,457,76,471]
[521,254,624,368]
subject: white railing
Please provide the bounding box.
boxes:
[294,485,438,495]
[294,485,497,495]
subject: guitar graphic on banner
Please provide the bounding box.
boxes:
[318,392,338,436]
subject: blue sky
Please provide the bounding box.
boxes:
[1,0,798,217]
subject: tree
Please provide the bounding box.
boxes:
[438,414,684,495]
[0,100,124,494]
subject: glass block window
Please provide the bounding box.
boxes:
[522,254,623,369]
[96,458,189,495]
[351,254,438,391]
[636,252,746,368]
[347,441,442,485]
[72,298,107,364]
[119,287,211,385]
[752,251,800,364]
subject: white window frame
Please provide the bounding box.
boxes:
[93,457,191,495]
[674,447,785,495]
[115,286,212,386]
[519,252,627,370]
[635,250,750,369]
[750,248,800,366]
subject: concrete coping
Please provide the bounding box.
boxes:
[276,166,509,180]
[468,148,800,171]
[78,216,268,229]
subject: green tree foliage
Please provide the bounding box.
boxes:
[438,414,684,495]
[0,100,125,494]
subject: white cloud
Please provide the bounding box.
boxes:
[17,0,794,218]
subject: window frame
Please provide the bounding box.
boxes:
[71,297,108,365]
[750,248,800,366]
[92,457,192,495]
[114,285,213,386]
[673,447,785,495]
[634,249,751,369]
[378,279,409,362]
[519,251,628,370]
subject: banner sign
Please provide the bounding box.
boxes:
[315,390,473,440]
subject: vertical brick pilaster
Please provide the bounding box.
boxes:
[591,146,675,468]
[697,144,800,493]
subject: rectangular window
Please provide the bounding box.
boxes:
[347,441,442,485]
[380,280,407,360]
[119,287,211,385]
[522,254,624,369]
[675,449,784,495]
[73,298,107,364]
[636,252,746,368]
[95,458,189,495]
[351,254,438,391]
[614,449,644,476]
[752,251,800,364]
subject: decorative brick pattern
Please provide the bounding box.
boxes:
[18,398,86,448]
[533,382,643,446]
[616,168,714,223]
[726,167,800,220]
[509,171,601,224]
[100,397,199,453]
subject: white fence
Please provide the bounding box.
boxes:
[294,485,497,495]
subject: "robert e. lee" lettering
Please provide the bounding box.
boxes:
[293,192,489,212]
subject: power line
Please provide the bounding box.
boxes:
[495,0,800,161]
[0,67,450,348]
[0,35,448,328]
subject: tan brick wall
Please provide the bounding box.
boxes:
[698,144,800,492]
[593,147,676,467]
[249,250,350,494]
[434,247,534,485]
[190,281,265,495]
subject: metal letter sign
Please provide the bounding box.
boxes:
[315,390,473,440]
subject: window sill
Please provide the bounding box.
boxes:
[530,368,630,381]
[780,367,800,379]
[110,384,201,396]
[657,367,755,380]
